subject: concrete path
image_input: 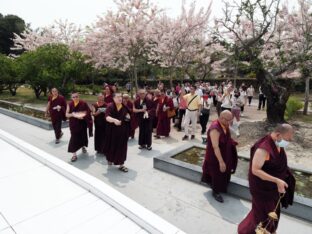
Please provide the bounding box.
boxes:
[0,112,311,234]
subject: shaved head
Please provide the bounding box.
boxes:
[274,123,294,134]
[220,110,232,119]
[219,110,233,128]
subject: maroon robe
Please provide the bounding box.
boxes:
[68,100,93,153]
[202,120,238,193]
[156,96,173,137]
[152,97,159,129]
[92,102,107,153]
[238,135,296,234]
[124,100,137,138]
[104,95,113,105]
[48,95,66,139]
[134,97,155,146]
[103,103,130,165]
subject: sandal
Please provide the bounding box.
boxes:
[71,155,78,162]
[119,166,128,173]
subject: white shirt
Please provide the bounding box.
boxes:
[200,97,212,110]
[195,88,203,97]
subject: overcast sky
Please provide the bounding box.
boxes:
[1,0,295,29]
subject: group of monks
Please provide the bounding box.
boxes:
[46,86,296,234]
[45,86,175,172]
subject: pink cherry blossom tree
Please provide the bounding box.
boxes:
[214,0,301,123]
[149,1,212,86]
[84,0,160,91]
[261,0,312,115]
[12,19,84,52]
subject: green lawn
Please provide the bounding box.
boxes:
[0,87,47,105]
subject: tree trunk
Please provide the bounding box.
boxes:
[9,85,17,96]
[256,69,290,123]
[133,65,138,94]
[34,87,42,99]
[303,76,310,115]
[169,67,173,88]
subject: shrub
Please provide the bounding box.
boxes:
[285,97,303,119]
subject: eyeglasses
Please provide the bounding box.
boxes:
[72,96,79,98]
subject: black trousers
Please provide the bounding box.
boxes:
[258,94,266,109]
[138,119,153,147]
[216,102,222,117]
[199,110,210,134]
[248,96,253,105]
[52,118,62,139]
[177,109,186,130]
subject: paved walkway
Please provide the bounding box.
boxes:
[0,111,311,233]
[0,138,149,234]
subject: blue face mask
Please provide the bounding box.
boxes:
[275,139,290,148]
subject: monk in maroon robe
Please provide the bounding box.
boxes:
[66,92,93,162]
[45,88,67,144]
[133,89,155,150]
[202,110,238,203]
[238,124,296,234]
[122,94,137,139]
[103,93,130,172]
[103,85,114,105]
[152,89,160,129]
[155,90,174,138]
[91,94,107,154]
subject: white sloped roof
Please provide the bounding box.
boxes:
[0,130,184,234]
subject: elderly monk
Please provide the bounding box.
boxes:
[103,93,131,172]
[66,92,93,162]
[45,88,67,144]
[91,94,107,154]
[133,89,155,150]
[122,93,137,139]
[238,124,296,234]
[201,110,238,203]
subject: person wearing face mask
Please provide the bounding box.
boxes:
[238,124,296,234]
[201,110,238,203]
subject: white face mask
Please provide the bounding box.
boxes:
[275,139,290,148]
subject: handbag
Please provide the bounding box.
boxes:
[201,99,210,115]
[167,108,176,118]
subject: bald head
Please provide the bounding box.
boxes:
[272,123,294,142]
[219,110,233,128]
[274,123,293,134]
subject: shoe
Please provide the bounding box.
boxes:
[182,135,188,141]
[82,147,87,154]
[154,135,160,139]
[71,155,78,162]
[138,145,145,150]
[55,139,60,144]
[191,135,195,140]
[212,191,224,203]
[146,146,152,151]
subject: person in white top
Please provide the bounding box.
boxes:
[247,85,255,106]
[231,90,243,137]
[239,87,247,116]
[199,92,212,135]
[221,87,233,111]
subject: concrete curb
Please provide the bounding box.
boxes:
[0,107,68,130]
[153,143,312,222]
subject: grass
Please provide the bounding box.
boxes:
[0,87,47,105]
[291,113,312,123]
[0,86,100,106]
